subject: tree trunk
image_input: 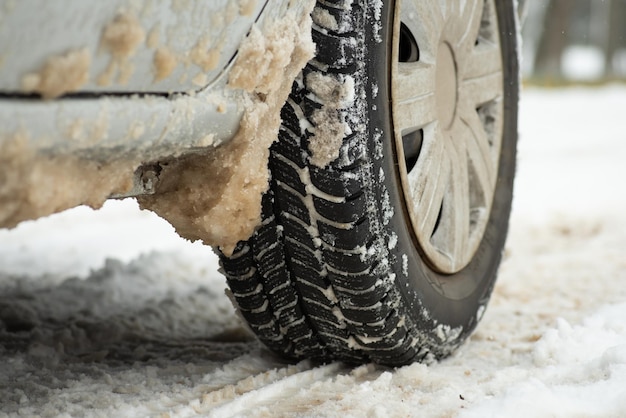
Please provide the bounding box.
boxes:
[605,0,625,77]
[533,0,573,79]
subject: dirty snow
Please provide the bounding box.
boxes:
[139,1,316,256]
[20,48,91,99]
[1,86,626,417]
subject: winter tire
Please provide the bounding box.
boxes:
[220,0,519,366]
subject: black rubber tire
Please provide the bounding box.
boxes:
[219,0,518,366]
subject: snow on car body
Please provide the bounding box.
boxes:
[0,0,316,253]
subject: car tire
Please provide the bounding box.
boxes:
[219,0,518,366]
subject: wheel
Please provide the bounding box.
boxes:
[219,0,518,366]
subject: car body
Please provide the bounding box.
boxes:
[0,0,315,251]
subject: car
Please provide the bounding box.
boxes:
[0,0,521,366]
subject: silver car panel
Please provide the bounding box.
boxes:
[0,0,266,94]
[0,0,305,160]
[0,0,312,229]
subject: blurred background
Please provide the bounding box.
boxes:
[522,0,626,83]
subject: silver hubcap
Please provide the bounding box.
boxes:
[391,0,504,274]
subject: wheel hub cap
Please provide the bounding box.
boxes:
[391,0,504,274]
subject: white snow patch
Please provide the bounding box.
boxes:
[561,45,605,81]
[434,323,463,344]
[387,232,397,250]
[476,304,486,323]
[311,7,338,32]
[401,253,409,276]
[381,190,394,225]
[371,0,383,43]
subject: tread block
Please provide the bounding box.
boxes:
[272,135,307,169]
[260,267,291,294]
[318,217,372,250]
[220,258,253,278]
[313,192,366,224]
[253,220,280,247]
[348,313,401,337]
[278,124,303,148]
[232,291,269,312]
[274,185,311,225]
[254,244,285,277]
[290,261,328,291]
[280,216,316,250]
[285,240,323,273]
[288,78,307,103]
[312,29,357,68]
[226,277,261,295]
[236,303,274,325]
[339,302,391,325]
[302,93,323,114]
[334,284,388,308]
[301,302,344,329]
[270,154,306,195]
[280,100,307,139]
[367,337,421,366]
[327,268,379,292]
[309,165,363,196]
[324,246,371,273]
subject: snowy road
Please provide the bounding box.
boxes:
[1,86,626,417]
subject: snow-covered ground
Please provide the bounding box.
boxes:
[1,86,625,417]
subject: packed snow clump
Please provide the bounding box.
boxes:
[139,1,316,255]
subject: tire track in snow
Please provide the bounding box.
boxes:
[179,362,345,417]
